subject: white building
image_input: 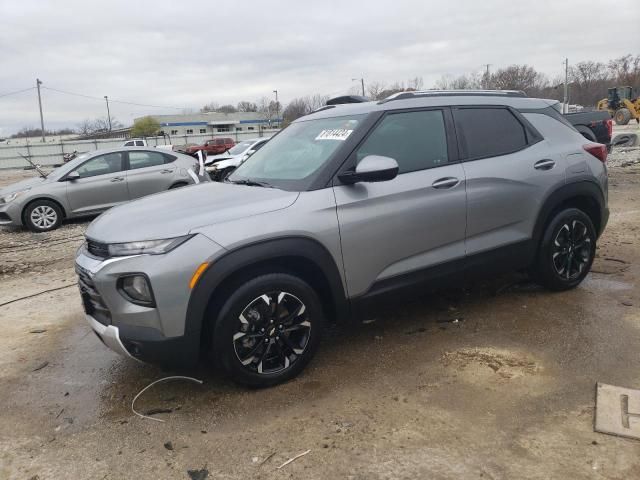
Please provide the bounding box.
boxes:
[146,112,282,137]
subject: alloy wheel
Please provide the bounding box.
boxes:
[30,205,58,229]
[233,291,311,375]
[551,219,592,280]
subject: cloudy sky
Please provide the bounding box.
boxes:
[0,0,638,136]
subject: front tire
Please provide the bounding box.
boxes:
[24,200,63,232]
[614,108,631,125]
[212,273,324,387]
[533,208,596,291]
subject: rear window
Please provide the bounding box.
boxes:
[455,107,528,160]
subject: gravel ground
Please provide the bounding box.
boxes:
[0,155,639,479]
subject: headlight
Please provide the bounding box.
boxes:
[107,235,193,257]
[0,188,30,205]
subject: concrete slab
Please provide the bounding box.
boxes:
[595,382,640,440]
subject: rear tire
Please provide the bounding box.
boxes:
[533,208,596,291]
[614,108,631,125]
[23,200,63,232]
[211,273,324,387]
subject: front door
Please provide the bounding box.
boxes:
[125,150,175,199]
[66,152,129,214]
[333,108,467,298]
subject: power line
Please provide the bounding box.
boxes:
[41,86,187,110]
[0,86,35,98]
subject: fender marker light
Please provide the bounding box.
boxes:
[190,263,209,289]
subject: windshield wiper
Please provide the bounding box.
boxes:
[228,179,275,188]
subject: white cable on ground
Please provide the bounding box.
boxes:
[131,375,203,423]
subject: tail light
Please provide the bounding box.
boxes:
[583,143,607,163]
[605,118,613,138]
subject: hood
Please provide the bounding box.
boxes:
[0,176,50,196]
[86,181,299,243]
[204,153,238,165]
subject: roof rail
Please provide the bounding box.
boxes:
[379,89,527,104]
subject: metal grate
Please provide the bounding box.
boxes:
[86,239,109,258]
[76,265,111,325]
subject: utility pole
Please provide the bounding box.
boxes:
[482,64,492,89]
[272,90,279,126]
[563,58,569,114]
[352,78,365,96]
[36,78,45,142]
[104,96,112,132]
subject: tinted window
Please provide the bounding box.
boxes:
[74,153,124,178]
[456,108,527,159]
[135,140,144,146]
[356,110,448,174]
[216,139,225,145]
[128,151,167,170]
[124,141,134,146]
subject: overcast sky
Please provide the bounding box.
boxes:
[0,0,638,136]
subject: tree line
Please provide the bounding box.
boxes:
[10,53,638,137]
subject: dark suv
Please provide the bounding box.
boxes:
[76,90,609,387]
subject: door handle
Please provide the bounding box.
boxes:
[432,177,460,189]
[159,169,173,174]
[110,177,124,182]
[534,159,556,170]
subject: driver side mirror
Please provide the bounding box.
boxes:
[65,171,80,181]
[338,155,399,184]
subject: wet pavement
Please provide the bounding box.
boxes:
[1,165,639,479]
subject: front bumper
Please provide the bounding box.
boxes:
[0,201,23,226]
[75,233,225,366]
[86,314,140,361]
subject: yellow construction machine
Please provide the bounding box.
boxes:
[597,86,640,125]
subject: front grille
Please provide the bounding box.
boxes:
[86,239,109,258]
[76,265,111,325]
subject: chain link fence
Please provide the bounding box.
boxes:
[0,130,278,169]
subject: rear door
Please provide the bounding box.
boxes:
[333,108,467,297]
[125,150,176,199]
[66,152,129,214]
[453,106,565,259]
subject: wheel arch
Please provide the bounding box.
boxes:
[532,181,606,254]
[21,196,67,224]
[185,236,349,353]
[574,125,596,142]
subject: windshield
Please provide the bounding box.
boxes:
[227,141,254,155]
[228,114,365,190]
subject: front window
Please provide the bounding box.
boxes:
[229,114,365,190]
[228,141,254,155]
[74,153,124,178]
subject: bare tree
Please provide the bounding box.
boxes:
[433,73,481,90]
[200,102,219,113]
[490,65,548,95]
[569,61,610,105]
[217,104,237,114]
[282,94,330,124]
[366,81,387,100]
[257,97,281,123]
[407,76,424,91]
[237,101,258,112]
[77,119,94,136]
[608,54,640,88]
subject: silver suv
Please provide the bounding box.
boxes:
[0,147,208,232]
[75,91,609,387]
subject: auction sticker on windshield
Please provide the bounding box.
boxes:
[315,129,353,141]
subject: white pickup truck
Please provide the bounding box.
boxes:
[122,138,174,151]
